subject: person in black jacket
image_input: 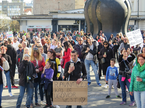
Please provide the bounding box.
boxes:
[6,38,17,88]
[73,37,84,62]
[99,41,113,88]
[118,48,135,105]
[16,54,36,108]
[82,37,101,86]
[98,38,105,80]
[64,50,87,108]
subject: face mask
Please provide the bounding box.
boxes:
[23,60,28,64]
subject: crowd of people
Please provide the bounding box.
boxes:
[0,29,145,108]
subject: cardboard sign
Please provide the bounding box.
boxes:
[53,81,88,105]
[126,29,143,47]
[7,31,13,39]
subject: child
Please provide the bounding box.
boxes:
[41,61,54,108]
[106,58,121,98]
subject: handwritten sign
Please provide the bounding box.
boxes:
[7,31,13,39]
[53,81,88,105]
[126,29,143,47]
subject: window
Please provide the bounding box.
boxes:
[4,5,7,8]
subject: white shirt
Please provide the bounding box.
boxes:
[50,44,57,50]
[13,41,20,51]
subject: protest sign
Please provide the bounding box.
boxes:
[7,31,13,39]
[53,81,88,105]
[126,29,143,47]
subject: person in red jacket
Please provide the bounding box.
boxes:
[62,42,72,69]
[30,47,45,107]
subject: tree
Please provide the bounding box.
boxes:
[0,15,11,32]
[9,20,20,32]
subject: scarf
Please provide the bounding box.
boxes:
[137,63,145,72]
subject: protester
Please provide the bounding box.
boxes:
[64,50,87,108]
[13,37,20,51]
[62,42,72,69]
[26,33,31,47]
[73,37,84,62]
[118,37,130,53]
[6,38,17,88]
[98,38,105,79]
[0,52,10,108]
[41,61,54,108]
[1,46,13,96]
[30,47,45,106]
[37,43,47,62]
[21,35,29,47]
[54,41,63,59]
[130,53,145,108]
[16,54,36,108]
[118,49,135,106]
[19,47,30,64]
[16,44,23,67]
[82,37,101,86]
[50,39,57,50]
[46,49,61,80]
[45,49,61,108]
[99,41,113,88]
[41,39,48,54]
[106,58,121,98]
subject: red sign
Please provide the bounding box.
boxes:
[37,28,42,32]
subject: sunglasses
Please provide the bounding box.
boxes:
[104,44,108,45]
[19,47,22,48]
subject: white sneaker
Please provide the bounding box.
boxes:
[104,84,108,88]
[55,105,60,108]
[41,101,45,105]
[9,92,13,97]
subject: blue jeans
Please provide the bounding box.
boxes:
[16,83,33,108]
[119,75,134,102]
[5,71,11,93]
[134,91,145,108]
[31,82,44,104]
[32,82,39,104]
[0,84,3,106]
[84,59,100,83]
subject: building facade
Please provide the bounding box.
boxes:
[13,9,85,33]
[129,0,145,30]
[33,0,85,14]
[0,0,23,17]
[13,0,145,33]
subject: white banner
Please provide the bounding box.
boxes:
[126,29,143,47]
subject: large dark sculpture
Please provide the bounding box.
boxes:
[84,0,131,39]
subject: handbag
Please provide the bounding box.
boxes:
[101,58,105,64]
[123,59,132,73]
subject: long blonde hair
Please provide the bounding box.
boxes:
[30,47,42,61]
